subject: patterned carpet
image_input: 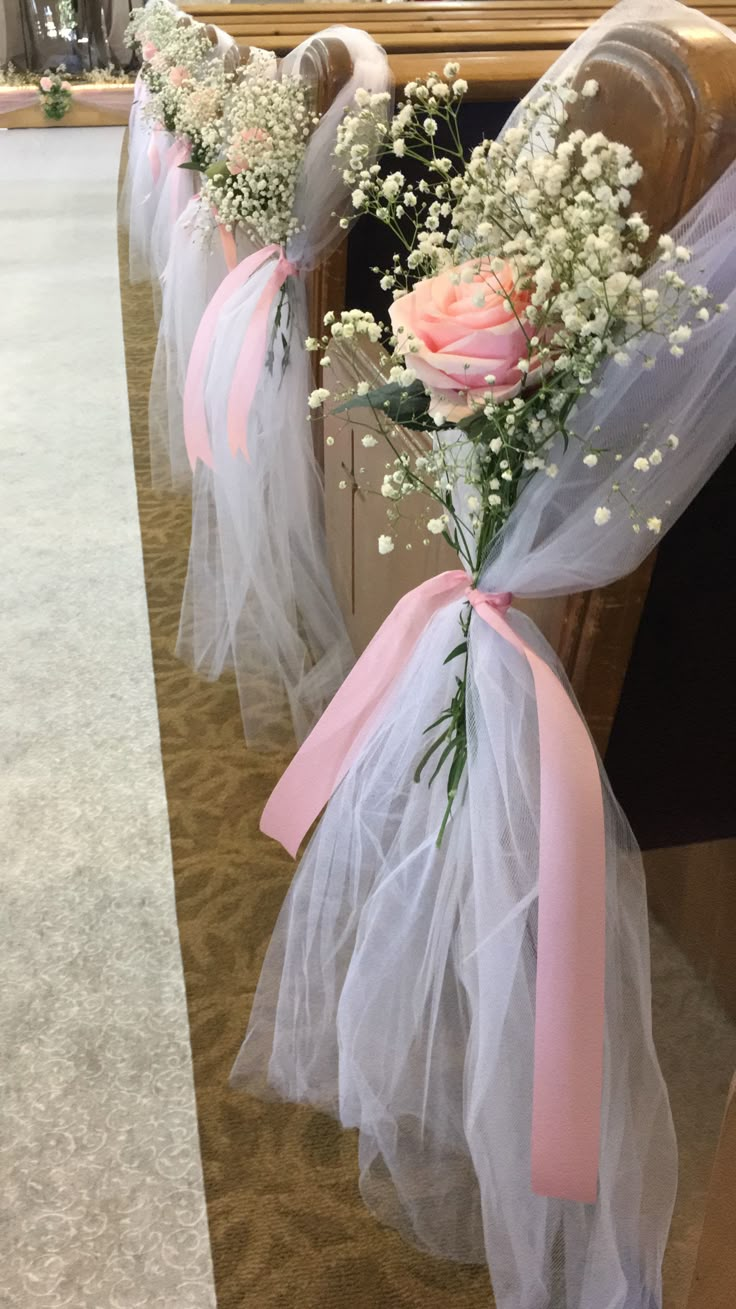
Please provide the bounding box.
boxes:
[117,149,736,1309]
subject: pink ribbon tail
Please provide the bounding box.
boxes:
[467,590,605,1205]
[147,126,161,185]
[183,243,282,470]
[218,225,238,272]
[261,570,606,1205]
[225,248,295,459]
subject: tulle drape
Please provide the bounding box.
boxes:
[177,27,391,744]
[232,3,736,1305]
[146,48,279,489]
[119,83,175,284]
[118,13,238,286]
[149,210,258,490]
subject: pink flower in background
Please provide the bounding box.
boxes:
[141,41,158,62]
[168,65,190,88]
[61,80,71,91]
[227,126,271,175]
[389,258,536,422]
[39,76,53,92]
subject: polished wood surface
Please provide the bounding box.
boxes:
[686,1070,736,1309]
[184,1,736,67]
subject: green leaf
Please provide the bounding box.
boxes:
[428,739,457,788]
[334,379,433,432]
[443,641,468,665]
[446,746,468,799]
[178,160,201,172]
[422,708,454,735]
[205,160,229,183]
[414,729,451,784]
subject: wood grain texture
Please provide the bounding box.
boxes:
[686,1073,736,1309]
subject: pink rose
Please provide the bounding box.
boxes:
[227,126,271,175]
[61,80,71,91]
[141,41,157,62]
[168,65,189,88]
[39,76,53,92]
[389,258,535,422]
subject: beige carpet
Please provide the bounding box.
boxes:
[117,147,736,1309]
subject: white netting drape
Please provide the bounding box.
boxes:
[148,47,279,491]
[118,9,237,284]
[231,3,736,1306]
[149,212,260,489]
[148,25,240,284]
[176,27,391,745]
[118,74,174,283]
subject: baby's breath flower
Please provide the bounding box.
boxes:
[427,516,448,534]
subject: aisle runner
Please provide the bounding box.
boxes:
[0,128,216,1309]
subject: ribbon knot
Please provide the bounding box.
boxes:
[184,243,297,469]
[467,587,513,615]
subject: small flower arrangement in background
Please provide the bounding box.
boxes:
[38,73,73,120]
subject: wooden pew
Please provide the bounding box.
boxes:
[184,2,736,58]
[320,16,736,756]
[183,4,736,94]
[686,1074,736,1309]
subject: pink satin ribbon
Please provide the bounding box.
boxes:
[147,125,162,185]
[261,570,606,1204]
[218,225,238,272]
[183,243,296,469]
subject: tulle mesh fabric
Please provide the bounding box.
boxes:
[118,17,239,286]
[147,48,278,490]
[118,77,174,284]
[148,206,259,490]
[232,3,736,1305]
[148,27,243,286]
[149,160,201,287]
[176,27,391,744]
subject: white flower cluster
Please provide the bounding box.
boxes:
[199,72,314,245]
[126,0,211,73]
[127,0,216,135]
[335,66,468,285]
[318,73,722,553]
[170,63,232,166]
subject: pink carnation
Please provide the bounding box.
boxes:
[168,65,190,88]
[141,41,157,62]
[389,258,537,422]
[39,76,53,92]
[227,126,271,175]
